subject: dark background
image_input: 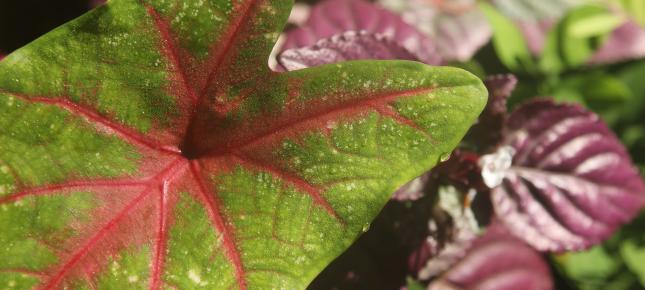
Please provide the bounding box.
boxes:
[0,0,91,54]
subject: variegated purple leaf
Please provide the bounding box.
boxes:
[278,31,418,71]
[378,0,491,62]
[515,21,553,56]
[485,99,645,252]
[281,0,442,65]
[464,74,517,152]
[416,186,479,280]
[394,171,431,201]
[427,224,553,290]
[589,20,645,64]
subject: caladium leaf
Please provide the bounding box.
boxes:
[485,99,645,252]
[427,224,553,290]
[281,0,442,65]
[378,0,492,62]
[0,0,487,289]
[397,75,518,203]
[278,31,418,71]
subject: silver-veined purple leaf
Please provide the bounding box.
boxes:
[485,99,645,252]
[464,74,517,152]
[378,0,491,62]
[281,0,442,65]
[416,186,479,280]
[427,224,553,290]
[278,31,418,71]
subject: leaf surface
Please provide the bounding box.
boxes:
[281,0,442,65]
[427,224,553,290]
[278,31,418,71]
[378,0,492,62]
[485,99,645,252]
[0,0,486,289]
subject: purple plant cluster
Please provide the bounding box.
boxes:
[272,0,645,289]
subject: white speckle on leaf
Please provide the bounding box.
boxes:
[479,146,516,188]
[188,269,202,285]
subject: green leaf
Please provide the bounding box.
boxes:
[621,240,645,286]
[406,277,425,290]
[567,13,624,38]
[552,72,632,108]
[619,0,645,26]
[540,4,620,72]
[559,246,619,280]
[479,2,536,73]
[0,0,487,289]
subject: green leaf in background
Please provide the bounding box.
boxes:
[619,0,645,26]
[406,277,425,290]
[479,2,536,73]
[540,4,624,73]
[621,239,645,286]
[551,71,632,120]
[557,246,631,290]
[559,246,619,283]
[0,0,487,289]
[567,12,624,39]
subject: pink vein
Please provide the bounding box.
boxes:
[42,158,187,290]
[144,5,199,107]
[189,161,246,290]
[228,88,435,152]
[0,268,48,278]
[197,0,261,102]
[371,104,435,143]
[231,153,345,226]
[0,90,180,154]
[149,180,170,290]
[0,179,145,205]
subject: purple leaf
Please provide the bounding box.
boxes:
[393,171,431,201]
[281,0,442,65]
[279,31,419,71]
[393,150,487,202]
[378,0,492,62]
[516,20,554,55]
[589,20,645,65]
[464,74,517,152]
[89,0,105,8]
[485,99,645,252]
[415,186,479,280]
[427,224,553,290]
